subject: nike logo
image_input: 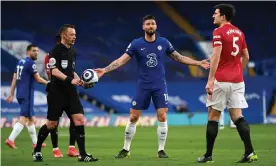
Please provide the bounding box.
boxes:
[141,48,146,50]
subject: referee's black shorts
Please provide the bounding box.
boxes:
[47,84,84,121]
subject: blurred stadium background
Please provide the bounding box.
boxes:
[1,1,276,166]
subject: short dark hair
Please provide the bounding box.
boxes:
[55,33,61,44]
[214,4,235,21]
[142,15,156,23]
[26,44,37,51]
[59,24,75,34]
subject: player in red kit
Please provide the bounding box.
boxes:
[44,54,50,78]
[197,4,258,163]
[44,34,79,158]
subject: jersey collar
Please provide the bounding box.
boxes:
[143,36,157,43]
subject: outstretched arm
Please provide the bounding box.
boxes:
[104,53,131,73]
[169,51,210,69]
[95,53,131,78]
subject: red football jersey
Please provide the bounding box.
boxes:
[44,53,50,79]
[213,23,247,83]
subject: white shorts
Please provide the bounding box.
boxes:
[206,80,248,111]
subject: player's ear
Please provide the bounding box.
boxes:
[222,15,226,21]
[60,32,65,39]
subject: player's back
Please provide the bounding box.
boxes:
[213,24,247,83]
[15,57,36,99]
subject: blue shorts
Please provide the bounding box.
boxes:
[17,98,34,117]
[131,86,168,110]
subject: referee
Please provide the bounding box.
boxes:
[33,24,98,162]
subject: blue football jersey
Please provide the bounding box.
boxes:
[14,57,37,99]
[125,37,175,88]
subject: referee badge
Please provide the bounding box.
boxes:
[61,60,68,69]
[48,58,56,69]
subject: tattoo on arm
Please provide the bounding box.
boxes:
[105,62,120,72]
[170,51,184,62]
[104,54,131,73]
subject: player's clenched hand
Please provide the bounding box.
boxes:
[71,79,83,86]
[94,68,105,78]
[6,95,14,104]
[200,59,210,69]
[205,80,214,96]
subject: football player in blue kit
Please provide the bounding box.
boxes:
[5,44,48,149]
[95,15,210,158]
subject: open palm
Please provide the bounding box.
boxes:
[200,59,210,69]
[94,68,106,79]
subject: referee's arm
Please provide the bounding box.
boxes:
[51,68,81,85]
[48,49,81,85]
[74,72,80,79]
[51,68,67,80]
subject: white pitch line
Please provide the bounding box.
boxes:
[57,133,102,138]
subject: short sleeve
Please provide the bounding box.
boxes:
[44,54,51,77]
[29,61,38,75]
[14,61,20,73]
[14,65,17,73]
[48,48,60,69]
[213,29,223,47]
[44,54,49,69]
[125,41,136,57]
[165,39,175,55]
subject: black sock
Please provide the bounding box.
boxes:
[69,121,76,146]
[50,127,58,148]
[34,124,50,153]
[204,121,218,157]
[75,125,86,156]
[234,117,254,155]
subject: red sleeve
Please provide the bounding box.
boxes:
[212,29,223,48]
[44,54,50,79]
[242,33,247,49]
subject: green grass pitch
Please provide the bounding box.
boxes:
[1,125,276,166]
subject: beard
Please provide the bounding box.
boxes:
[30,55,37,60]
[213,20,221,26]
[145,29,156,36]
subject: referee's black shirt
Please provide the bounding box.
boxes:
[48,43,77,87]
